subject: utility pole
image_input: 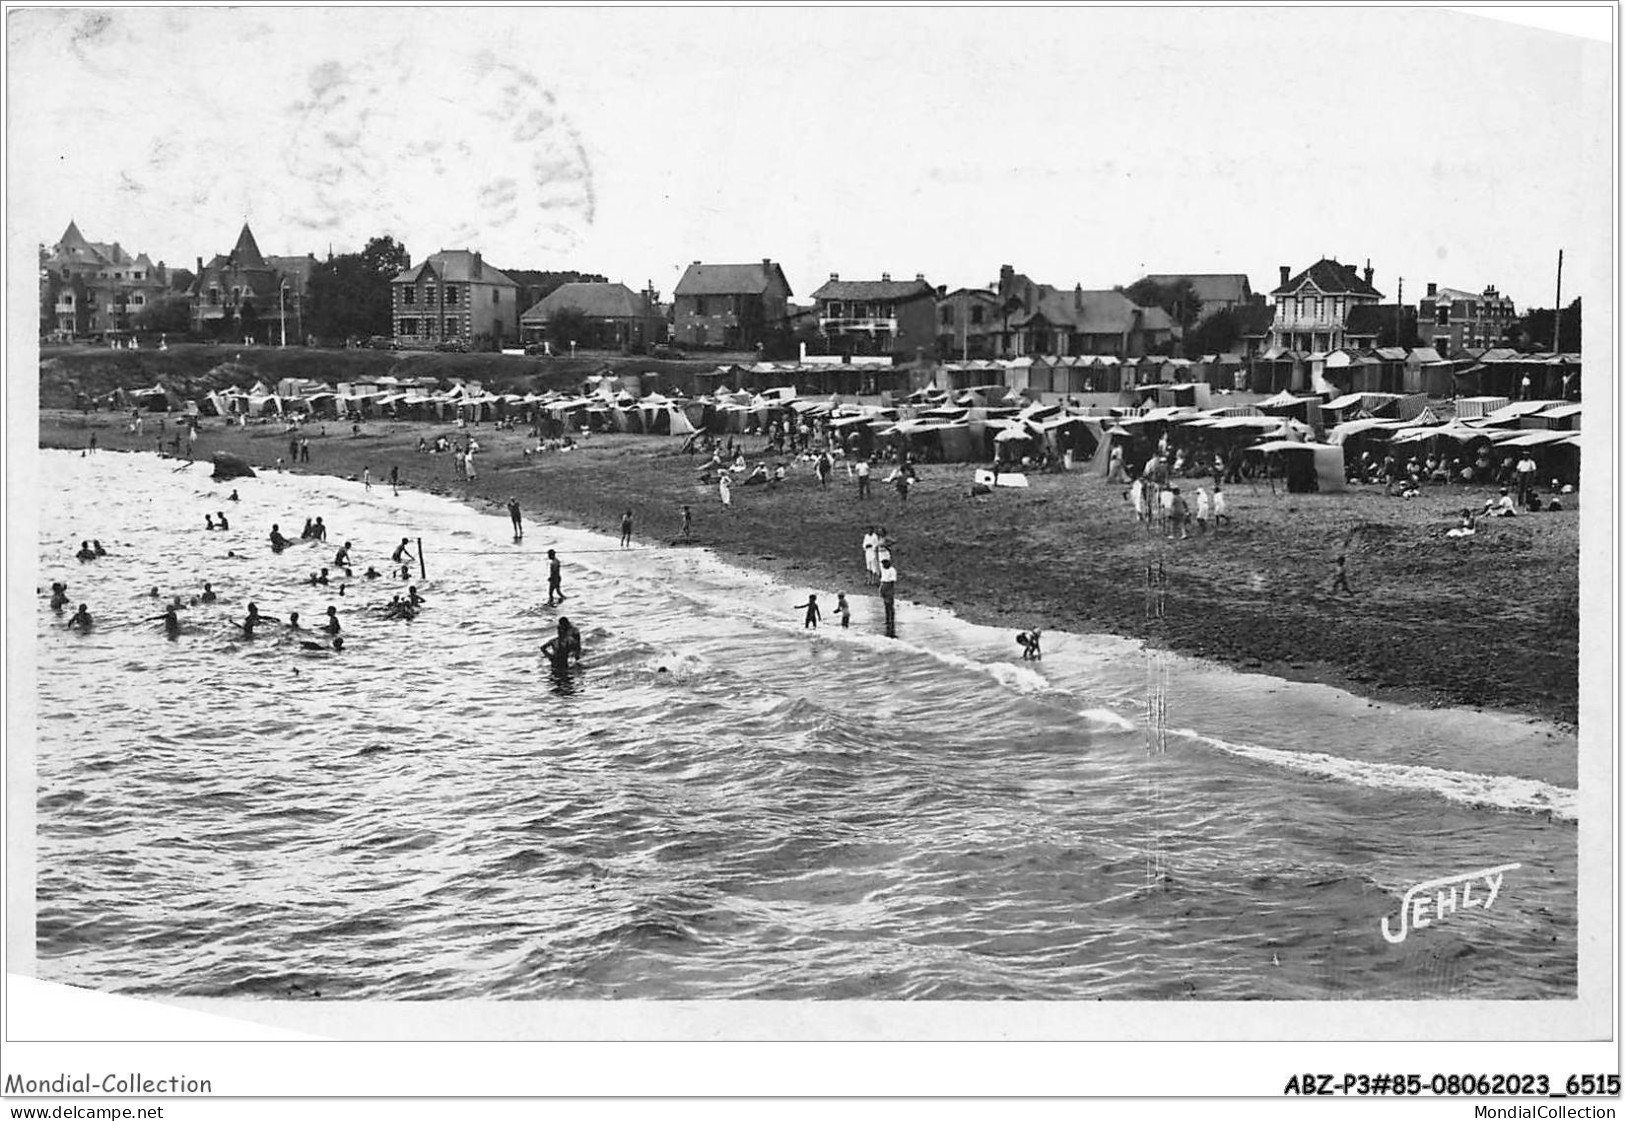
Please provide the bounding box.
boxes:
[1396,277,1403,348]
[1552,249,1564,353]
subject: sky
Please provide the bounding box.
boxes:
[7,5,1614,311]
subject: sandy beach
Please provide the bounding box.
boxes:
[40,408,1580,724]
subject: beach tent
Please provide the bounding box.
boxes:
[1453,396,1510,421]
[1247,440,1345,493]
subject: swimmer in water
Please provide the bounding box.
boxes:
[311,516,326,541]
[321,605,342,634]
[391,538,414,565]
[835,593,851,629]
[300,518,315,539]
[148,586,160,598]
[76,541,96,561]
[364,565,381,580]
[407,585,424,607]
[334,542,352,568]
[50,582,70,611]
[269,524,289,552]
[300,636,344,653]
[216,511,229,531]
[148,604,181,639]
[67,604,93,631]
[200,582,217,603]
[542,616,582,667]
[240,602,278,636]
[228,489,240,502]
[93,540,106,557]
[206,514,216,530]
[286,611,302,630]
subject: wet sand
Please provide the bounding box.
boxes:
[41,409,1580,724]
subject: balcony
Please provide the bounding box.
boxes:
[820,317,898,335]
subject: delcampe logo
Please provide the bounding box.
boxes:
[1380,863,1520,944]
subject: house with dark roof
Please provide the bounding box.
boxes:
[1343,304,1418,351]
[190,224,316,343]
[1418,282,1516,352]
[672,260,792,351]
[519,282,666,349]
[992,265,1174,358]
[391,249,518,349]
[935,287,1001,360]
[1268,258,1384,353]
[810,273,936,358]
[42,220,179,338]
[1135,273,1255,322]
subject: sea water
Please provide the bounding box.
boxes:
[28,450,1577,1000]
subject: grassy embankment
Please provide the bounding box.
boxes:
[41,402,1580,725]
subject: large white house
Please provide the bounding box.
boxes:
[1268,259,1383,353]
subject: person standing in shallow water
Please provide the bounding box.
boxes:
[878,558,898,636]
[508,498,523,541]
[546,549,567,606]
[794,594,821,629]
[620,509,633,548]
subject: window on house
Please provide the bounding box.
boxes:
[445,317,459,335]
[971,305,984,325]
[493,289,500,304]
[399,317,419,336]
[693,296,707,316]
[941,306,953,326]
[403,287,416,306]
[133,294,145,306]
[1314,296,1323,319]
[231,287,241,302]
[62,294,73,306]
[1436,305,1450,325]
[133,271,142,280]
[446,287,459,306]
[425,285,436,304]
[208,288,220,306]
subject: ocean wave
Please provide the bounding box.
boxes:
[1170,727,1578,821]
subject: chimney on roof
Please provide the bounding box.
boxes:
[935,285,946,298]
[881,272,891,282]
[762,258,771,268]
[829,272,839,281]
[1279,265,1290,287]
[916,273,925,282]
[1075,283,1083,311]
[1363,260,1374,286]
[473,251,483,279]
[1426,282,1437,298]
[692,260,700,265]
[196,256,203,278]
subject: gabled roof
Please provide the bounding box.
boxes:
[393,250,516,287]
[520,282,657,322]
[231,224,266,270]
[674,261,792,298]
[1138,273,1253,306]
[811,277,934,302]
[1271,259,1383,299]
[1009,286,1172,334]
[1232,302,1276,335]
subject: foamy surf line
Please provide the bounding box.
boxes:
[1172,728,1577,821]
